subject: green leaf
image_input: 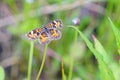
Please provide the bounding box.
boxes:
[92,35,115,80]
[0,66,5,80]
[68,26,115,80]
[92,35,112,64]
[108,17,120,54]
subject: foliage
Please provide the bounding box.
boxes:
[0,0,120,80]
[0,66,5,80]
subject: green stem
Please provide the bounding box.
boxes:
[36,44,48,80]
[62,59,65,80]
[68,58,74,80]
[74,28,78,43]
[27,41,34,80]
[68,27,78,80]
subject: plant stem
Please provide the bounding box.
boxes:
[68,27,78,80]
[27,41,34,80]
[36,44,48,80]
[68,58,74,80]
[62,59,66,80]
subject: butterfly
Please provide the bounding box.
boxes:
[26,19,63,44]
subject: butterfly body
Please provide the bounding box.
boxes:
[26,19,63,44]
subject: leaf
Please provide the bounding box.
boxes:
[108,17,120,54]
[68,26,115,80]
[92,35,115,80]
[92,35,112,64]
[0,66,5,80]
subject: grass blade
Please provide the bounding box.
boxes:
[62,59,67,80]
[108,17,120,54]
[92,35,112,64]
[27,41,34,80]
[0,66,5,80]
[68,26,115,80]
[36,44,48,80]
[92,35,115,80]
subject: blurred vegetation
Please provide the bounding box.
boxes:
[0,0,120,80]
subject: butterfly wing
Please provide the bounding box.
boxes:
[26,28,42,40]
[45,19,63,29]
[53,19,63,29]
[48,28,62,40]
[26,19,63,44]
[37,28,51,44]
[44,19,63,40]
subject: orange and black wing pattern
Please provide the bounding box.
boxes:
[26,19,63,45]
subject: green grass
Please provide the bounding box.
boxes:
[27,42,49,80]
[0,66,5,80]
[62,59,67,80]
[26,18,120,80]
[27,41,34,80]
[68,27,78,80]
[68,25,115,80]
[36,44,49,80]
[1,0,120,80]
[108,17,120,54]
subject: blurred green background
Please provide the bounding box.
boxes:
[0,0,120,80]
